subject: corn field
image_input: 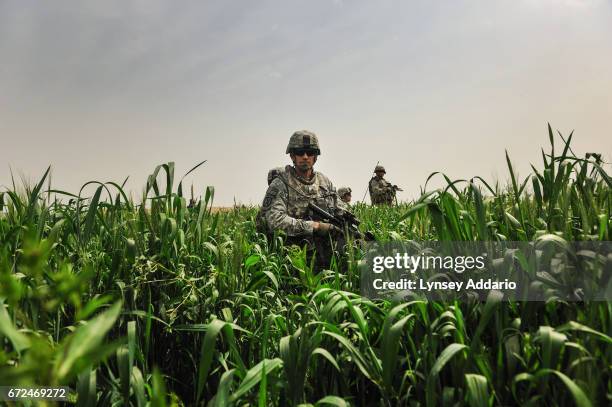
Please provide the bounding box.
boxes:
[1,127,610,406]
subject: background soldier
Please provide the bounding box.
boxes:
[259,130,342,270]
[368,165,401,205]
[337,187,352,210]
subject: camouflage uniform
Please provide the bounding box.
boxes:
[259,130,343,270]
[262,167,337,237]
[368,165,396,205]
[337,187,351,210]
[255,166,290,234]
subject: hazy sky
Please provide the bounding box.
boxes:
[2,0,611,205]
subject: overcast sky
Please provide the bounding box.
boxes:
[2,0,611,205]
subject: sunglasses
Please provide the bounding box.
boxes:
[292,149,317,157]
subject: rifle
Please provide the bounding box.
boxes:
[270,169,375,240]
[391,184,403,197]
[307,201,375,241]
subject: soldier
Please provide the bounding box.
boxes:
[368,165,400,205]
[337,187,352,209]
[259,130,343,270]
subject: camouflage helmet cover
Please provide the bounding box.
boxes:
[337,187,352,197]
[374,165,386,173]
[286,130,321,155]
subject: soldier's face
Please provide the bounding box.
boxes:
[291,150,317,172]
[375,171,385,178]
[341,194,351,203]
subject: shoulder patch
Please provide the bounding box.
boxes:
[263,188,277,209]
[262,175,290,210]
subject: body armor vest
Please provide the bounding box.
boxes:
[283,169,336,220]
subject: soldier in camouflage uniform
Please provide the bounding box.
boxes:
[259,130,343,270]
[337,187,352,204]
[368,165,399,205]
[337,187,352,210]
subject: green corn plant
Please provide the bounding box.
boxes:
[1,128,609,405]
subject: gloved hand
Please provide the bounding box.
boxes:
[314,222,342,236]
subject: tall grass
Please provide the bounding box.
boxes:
[0,128,610,406]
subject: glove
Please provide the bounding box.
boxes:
[314,222,342,236]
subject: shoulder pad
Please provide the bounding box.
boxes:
[314,171,333,186]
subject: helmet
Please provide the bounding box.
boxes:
[374,165,386,173]
[286,130,321,155]
[338,187,352,197]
